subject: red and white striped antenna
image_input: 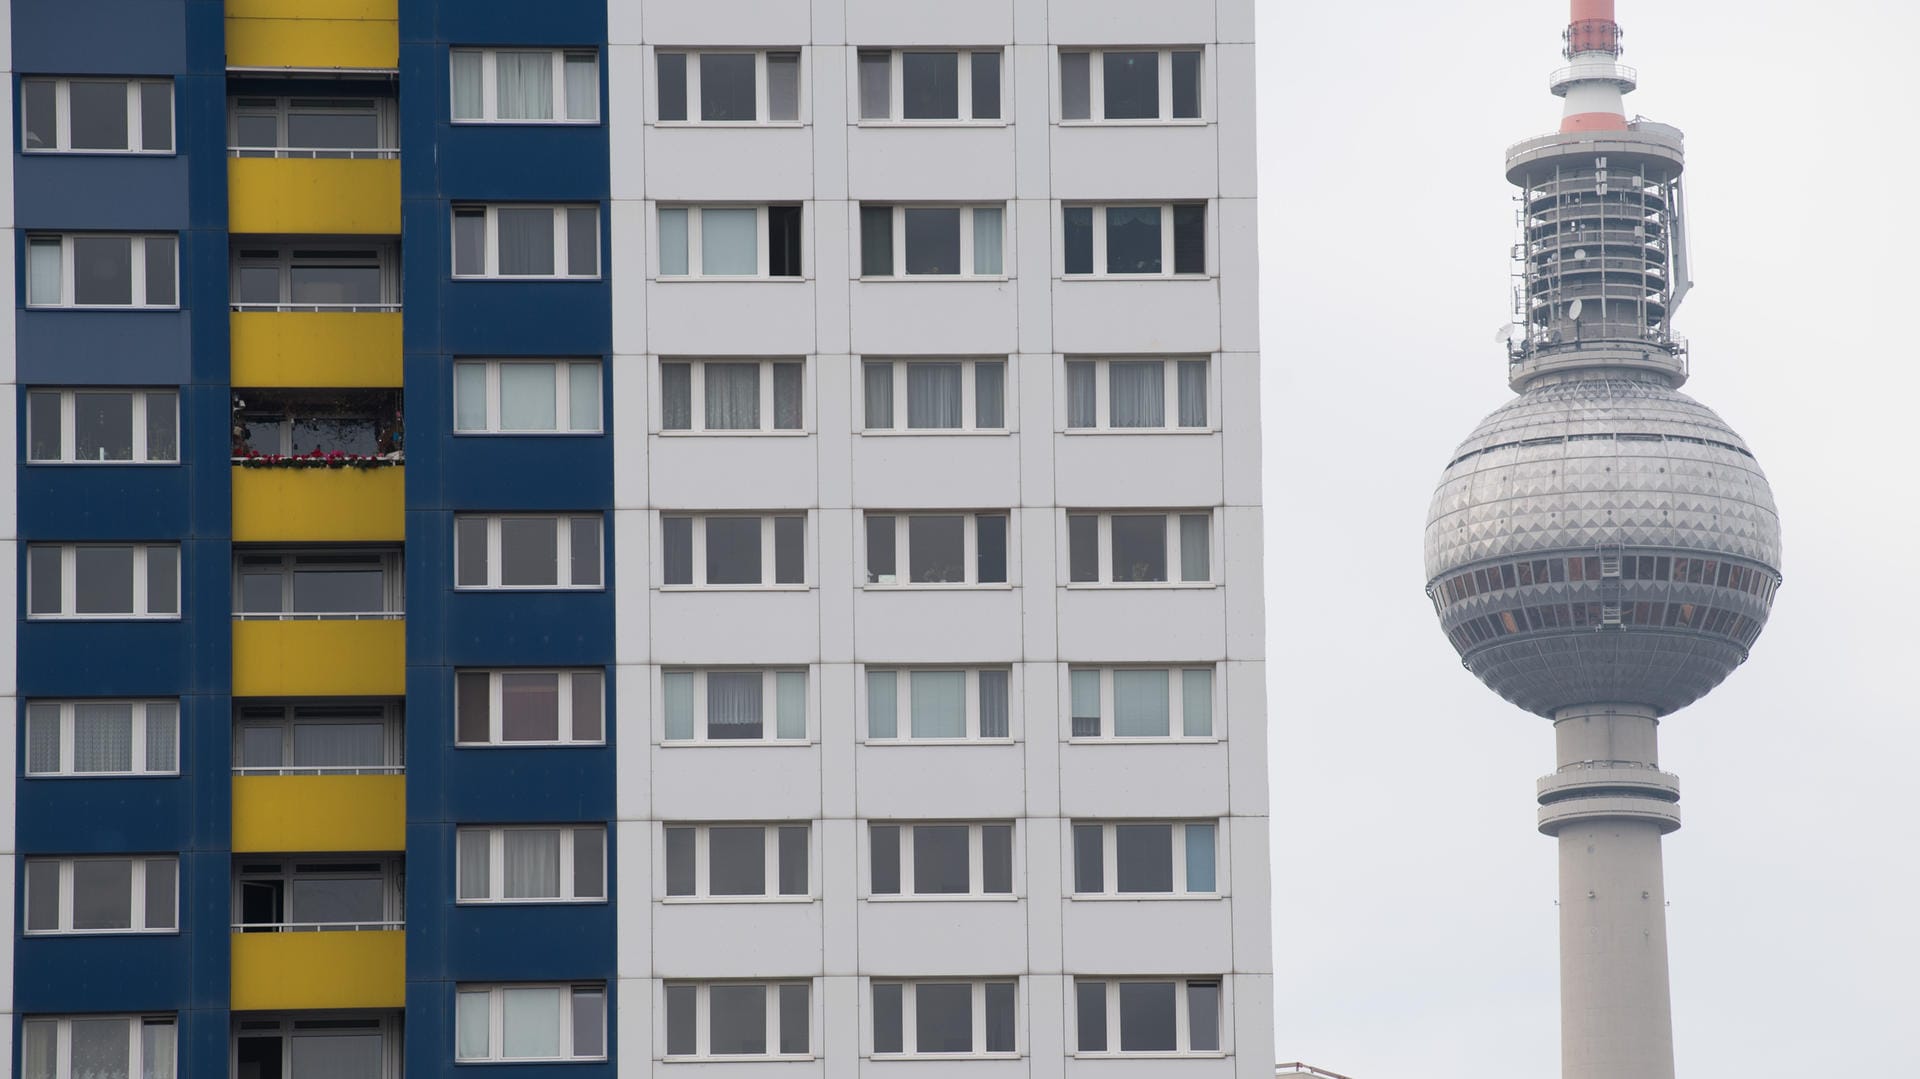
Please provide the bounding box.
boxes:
[1552,0,1636,133]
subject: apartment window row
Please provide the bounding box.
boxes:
[658,51,801,123]
[859,49,1001,122]
[1069,511,1213,585]
[20,1017,175,1079]
[21,78,172,153]
[25,701,179,777]
[662,513,806,587]
[237,702,403,775]
[860,204,1005,277]
[867,667,1010,741]
[26,544,179,619]
[666,983,810,1059]
[454,204,600,279]
[233,244,396,310]
[26,389,177,464]
[26,234,177,308]
[665,668,808,742]
[453,48,600,123]
[865,511,1008,586]
[662,358,804,432]
[455,514,603,590]
[1072,666,1216,739]
[1073,821,1219,896]
[871,822,1013,898]
[863,357,1006,431]
[658,204,803,278]
[235,549,403,619]
[24,856,177,935]
[457,825,606,904]
[236,1017,398,1079]
[231,94,394,158]
[456,669,605,746]
[237,857,401,930]
[458,984,606,1063]
[1061,48,1205,122]
[454,358,603,433]
[665,823,809,899]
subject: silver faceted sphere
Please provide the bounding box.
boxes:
[1424,376,1782,717]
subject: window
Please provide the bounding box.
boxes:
[1070,665,1215,739]
[1074,978,1221,1055]
[1065,512,1212,585]
[232,244,398,311]
[27,234,177,308]
[27,389,178,464]
[456,826,606,903]
[657,205,803,278]
[862,358,1006,432]
[235,549,403,618]
[656,50,800,122]
[454,359,602,434]
[235,702,404,775]
[25,856,177,934]
[663,669,809,742]
[457,670,605,746]
[664,823,809,899]
[1065,357,1209,430]
[235,858,402,930]
[451,48,599,123]
[19,1016,175,1079]
[1062,203,1206,277]
[230,94,394,157]
[866,668,1011,740]
[456,984,606,1062]
[859,204,1004,278]
[869,822,1014,897]
[233,388,404,457]
[1072,821,1218,896]
[666,982,810,1059]
[857,49,1001,122]
[27,544,179,619]
[22,78,172,152]
[863,512,1008,586]
[1059,48,1204,121]
[871,980,1017,1056]
[661,358,805,432]
[454,514,603,590]
[235,1016,399,1079]
[25,701,179,778]
[452,205,600,279]
[661,514,806,587]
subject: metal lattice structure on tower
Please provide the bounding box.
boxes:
[1423,3,1783,1078]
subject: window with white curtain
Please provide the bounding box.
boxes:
[24,701,178,777]
[857,49,1001,122]
[1062,203,1206,277]
[456,670,605,746]
[871,980,1018,1056]
[664,823,810,899]
[662,669,809,743]
[27,388,179,464]
[234,702,403,775]
[234,858,401,931]
[1065,357,1210,430]
[26,234,178,308]
[1072,820,1219,896]
[860,204,1006,277]
[452,204,600,279]
[450,48,599,123]
[661,513,807,588]
[862,512,1009,586]
[453,359,602,434]
[656,205,804,278]
[655,50,801,123]
[660,358,805,433]
[456,826,606,903]
[1068,666,1215,739]
[19,1016,176,1079]
[229,94,395,158]
[27,544,179,619]
[234,1016,398,1079]
[24,857,177,934]
[666,982,811,1059]
[862,358,1007,432]
[1059,47,1204,122]
[1065,511,1213,586]
[865,668,1012,741]
[869,822,1015,898]
[1074,978,1222,1055]
[456,984,606,1062]
[454,514,602,590]
[21,78,173,152]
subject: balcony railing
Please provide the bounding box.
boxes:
[230,146,399,160]
[234,920,403,933]
[232,611,404,622]
[233,765,404,777]
[231,302,401,313]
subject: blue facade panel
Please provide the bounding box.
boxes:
[14,157,191,231]
[16,466,193,539]
[16,312,195,385]
[11,0,190,74]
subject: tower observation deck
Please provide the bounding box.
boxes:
[1423,4,1783,1078]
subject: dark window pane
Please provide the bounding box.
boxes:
[456,517,489,586]
[74,392,134,461]
[984,982,1016,1052]
[1173,203,1206,274]
[75,546,135,613]
[145,546,178,614]
[70,81,130,149]
[141,84,173,149]
[778,825,808,895]
[710,984,767,1054]
[1076,981,1107,1051]
[287,110,377,151]
[709,827,767,895]
[1068,514,1099,582]
[146,392,178,459]
[780,983,810,1053]
[289,263,381,307]
[73,236,134,305]
[499,517,559,586]
[567,207,598,275]
[1063,206,1093,274]
[665,984,697,1054]
[291,567,383,613]
[1060,52,1091,120]
[774,516,805,584]
[773,362,804,430]
[916,983,972,1053]
[1107,206,1163,274]
[706,517,762,585]
[571,516,601,586]
[1112,514,1168,581]
[904,208,961,274]
[1118,982,1177,1052]
[23,80,56,150]
[912,825,969,894]
[1172,50,1203,118]
[657,53,687,121]
[453,211,486,275]
[1073,824,1103,892]
[971,52,1001,119]
[662,516,693,584]
[974,361,1005,428]
[1188,982,1221,1051]
[700,53,757,121]
[72,860,133,928]
[768,205,803,277]
[143,236,177,304]
[1103,52,1159,119]
[866,514,896,583]
[902,52,959,119]
[1116,824,1174,892]
[981,824,1012,894]
[861,205,894,276]
[27,391,61,460]
[456,671,491,742]
[873,984,903,1053]
[665,827,695,896]
[908,515,965,583]
[870,825,900,894]
[976,514,1007,584]
[496,208,555,276]
[572,672,603,741]
[500,673,560,741]
[661,363,692,429]
[29,547,62,615]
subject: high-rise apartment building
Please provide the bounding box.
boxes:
[5,2,1269,1076]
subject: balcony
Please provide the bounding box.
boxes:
[226,0,398,72]
[232,309,401,387]
[231,928,405,1011]
[233,619,405,697]
[233,773,405,852]
[233,466,403,543]
[230,158,400,235]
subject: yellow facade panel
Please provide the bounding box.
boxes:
[232,466,404,543]
[231,311,403,388]
[229,158,400,236]
[232,619,406,698]
[232,774,406,853]
[226,18,398,71]
[231,930,406,1012]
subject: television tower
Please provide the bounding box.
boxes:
[1423,3,1783,1078]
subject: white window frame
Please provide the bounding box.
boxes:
[19,1016,176,1079]
[233,700,406,775]
[663,981,813,1060]
[653,50,803,125]
[455,669,605,747]
[25,388,179,464]
[1062,356,1214,432]
[24,856,178,934]
[660,668,812,744]
[451,204,601,280]
[230,242,400,312]
[233,1015,403,1079]
[659,513,809,590]
[859,204,1007,278]
[859,357,1010,434]
[228,93,398,157]
[870,979,1020,1058]
[21,78,173,152]
[26,234,178,308]
[863,667,1014,743]
[450,48,600,124]
[455,826,607,904]
[867,821,1017,899]
[1070,820,1221,897]
[453,359,603,434]
[1072,977,1225,1057]
[655,204,805,279]
[454,514,603,591]
[1064,510,1215,588]
[456,983,606,1062]
[1067,665,1217,741]
[233,548,405,619]
[26,543,180,620]
[856,48,1004,124]
[1060,203,1209,279]
[657,357,808,434]
[1057,47,1207,123]
[662,822,812,901]
[860,511,1011,589]
[25,700,180,778]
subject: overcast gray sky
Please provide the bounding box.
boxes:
[1259,1,1920,1074]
